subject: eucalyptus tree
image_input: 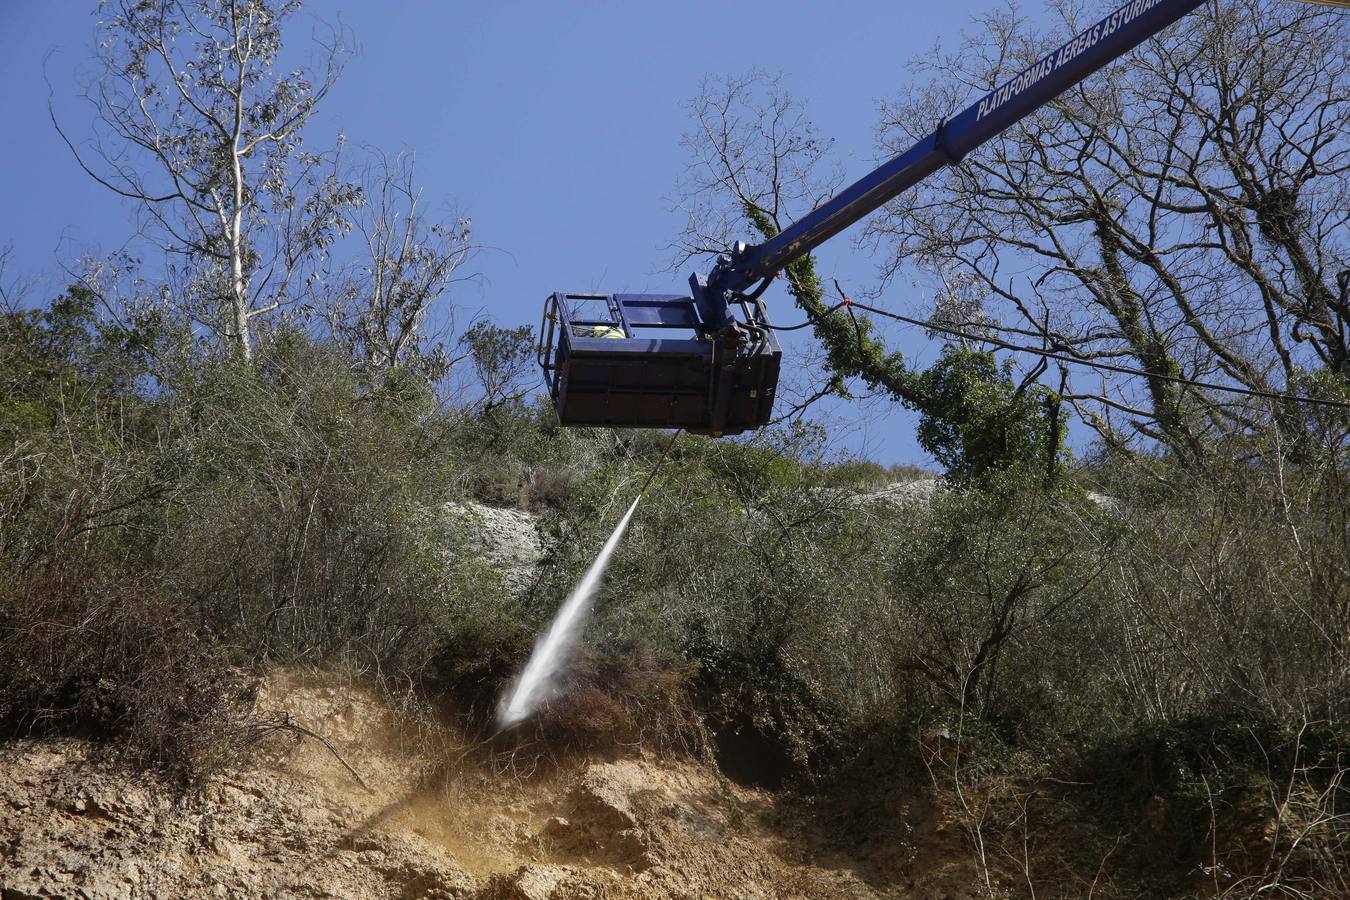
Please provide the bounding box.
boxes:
[55,0,360,359]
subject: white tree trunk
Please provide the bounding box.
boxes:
[230,155,251,361]
[229,51,252,362]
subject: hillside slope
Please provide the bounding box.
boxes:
[0,672,977,899]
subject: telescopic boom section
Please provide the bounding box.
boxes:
[717,0,1207,293]
[541,0,1345,435]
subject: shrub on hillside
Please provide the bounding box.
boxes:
[877,467,1120,740]
[0,303,537,770]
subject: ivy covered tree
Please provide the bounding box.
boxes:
[868,0,1350,462]
[673,72,1062,481]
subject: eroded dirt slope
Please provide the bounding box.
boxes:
[0,674,948,899]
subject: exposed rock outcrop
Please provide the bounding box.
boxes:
[444,501,544,594]
[859,478,944,508]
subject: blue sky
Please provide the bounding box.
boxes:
[0,0,1071,466]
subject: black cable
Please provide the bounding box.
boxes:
[758,275,1350,412]
[757,300,848,332]
[742,275,775,303]
[844,299,1350,412]
[638,428,683,495]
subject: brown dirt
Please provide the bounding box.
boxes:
[0,672,981,899]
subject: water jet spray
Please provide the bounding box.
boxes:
[493,431,682,732]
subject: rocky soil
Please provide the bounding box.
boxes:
[0,671,969,899]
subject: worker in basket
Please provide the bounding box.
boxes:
[574,323,625,339]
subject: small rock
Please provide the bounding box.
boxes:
[484,864,567,900]
[571,766,639,833]
[557,764,651,867]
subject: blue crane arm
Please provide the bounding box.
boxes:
[715,0,1206,294]
[541,0,1344,434]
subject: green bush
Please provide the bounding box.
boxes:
[0,302,527,770]
[4,286,1349,894]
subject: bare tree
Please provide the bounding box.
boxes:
[54,0,359,359]
[671,71,842,266]
[673,73,1064,478]
[671,72,922,408]
[326,150,476,379]
[869,0,1350,460]
[0,245,30,316]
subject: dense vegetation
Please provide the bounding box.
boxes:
[3,0,1348,896]
[2,293,1347,895]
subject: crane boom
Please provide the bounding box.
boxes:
[716,0,1206,294]
[539,0,1346,436]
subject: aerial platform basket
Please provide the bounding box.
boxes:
[538,291,781,436]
